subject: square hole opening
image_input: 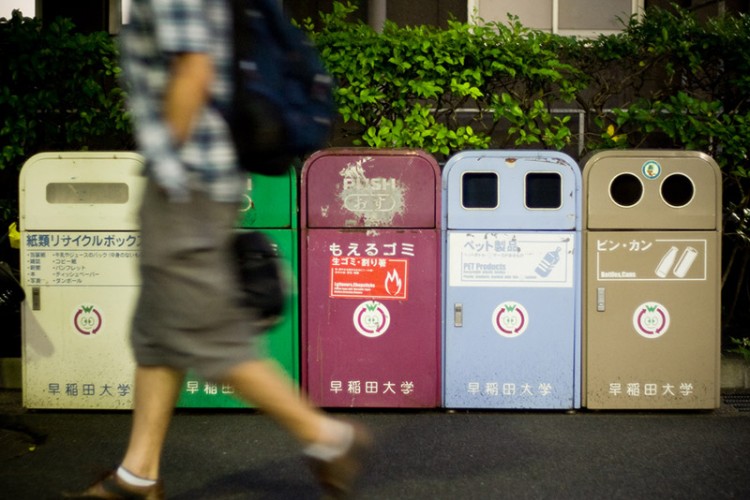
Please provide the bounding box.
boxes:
[462,172,498,209]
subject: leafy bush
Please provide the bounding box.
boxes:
[307,2,583,157]
[571,9,750,339]
[306,3,750,339]
[0,11,132,222]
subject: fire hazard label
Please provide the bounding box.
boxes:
[329,257,408,300]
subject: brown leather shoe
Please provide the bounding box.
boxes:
[63,470,164,499]
[307,422,373,499]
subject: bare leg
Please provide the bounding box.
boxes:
[221,360,375,498]
[218,359,329,445]
[120,365,184,480]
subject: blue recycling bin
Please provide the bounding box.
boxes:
[442,151,582,409]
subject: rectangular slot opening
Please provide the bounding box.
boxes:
[525,172,561,209]
[46,183,129,204]
[461,172,498,209]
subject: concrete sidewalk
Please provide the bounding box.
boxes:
[2,389,750,499]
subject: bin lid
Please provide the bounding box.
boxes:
[583,151,721,230]
[19,152,146,231]
[442,150,581,231]
[236,170,297,229]
[302,149,440,229]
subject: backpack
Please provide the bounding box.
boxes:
[232,231,285,322]
[227,0,335,176]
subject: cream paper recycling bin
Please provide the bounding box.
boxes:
[20,153,145,409]
[583,150,721,410]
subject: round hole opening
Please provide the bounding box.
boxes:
[609,173,643,207]
[661,173,694,208]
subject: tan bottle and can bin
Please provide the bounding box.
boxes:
[582,150,721,409]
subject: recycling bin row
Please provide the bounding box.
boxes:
[302,148,721,411]
[19,149,722,411]
[19,153,299,410]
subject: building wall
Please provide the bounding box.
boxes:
[388,0,468,28]
[41,1,750,33]
[284,1,748,34]
[39,0,121,33]
[284,0,468,28]
[648,0,750,20]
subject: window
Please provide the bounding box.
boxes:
[1,0,36,19]
[468,0,644,36]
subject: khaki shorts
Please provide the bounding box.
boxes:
[130,181,264,381]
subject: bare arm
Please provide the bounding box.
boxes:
[163,52,215,144]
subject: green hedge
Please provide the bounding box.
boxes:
[0,11,133,222]
[310,4,749,172]
[307,2,750,339]
[308,2,581,154]
[1,4,749,339]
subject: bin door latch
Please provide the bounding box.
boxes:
[454,303,463,327]
[32,286,41,311]
[596,287,605,312]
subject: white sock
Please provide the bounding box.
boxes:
[116,466,158,487]
[303,419,355,462]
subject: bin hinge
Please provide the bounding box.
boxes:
[596,287,605,312]
[32,286,41,311]
[454,303,463,327]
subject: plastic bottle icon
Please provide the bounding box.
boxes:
[655,246,678,278]
[535,247,561,277]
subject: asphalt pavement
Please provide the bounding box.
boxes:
[2,389,750,499]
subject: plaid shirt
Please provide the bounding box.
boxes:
[120,0,244,202]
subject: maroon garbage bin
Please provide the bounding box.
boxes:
[301,149,441,408]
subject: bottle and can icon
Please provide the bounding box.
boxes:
[655,246,697,278]
[655,246,678,278]
[673,246,698,278]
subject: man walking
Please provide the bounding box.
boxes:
[66,0,371,498]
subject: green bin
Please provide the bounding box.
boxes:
[177,170,299,407]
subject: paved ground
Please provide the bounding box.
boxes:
[2,389,750,499]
